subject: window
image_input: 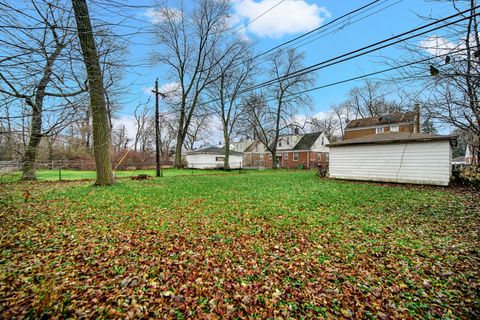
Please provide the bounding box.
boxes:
[215,157,224,162]
[376,127,384,134]
[284,152,289,160]
[390,125,399,132]
[279,141,282,147]
[321,137,325,145]
[293,152,299,161]
[260,154,264,160]
[269,154,272,159]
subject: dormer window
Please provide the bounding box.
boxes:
[390,125,399,132]
[376,127,384,134]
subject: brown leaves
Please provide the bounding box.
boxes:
[1,174,480,319]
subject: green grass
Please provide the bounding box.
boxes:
[0,171,478,319]
[0,167,256,182]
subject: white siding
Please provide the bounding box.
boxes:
[329,141,452,186]
[186,154,243,169]
[311,132,330,153]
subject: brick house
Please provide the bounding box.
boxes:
[344,110,420,140]
[237,131,330,169]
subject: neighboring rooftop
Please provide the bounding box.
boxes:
[345,112,416,129]
[327,132,456,147]
[186,147,243,156]
[452,156,466,163]
[293,132,322,150]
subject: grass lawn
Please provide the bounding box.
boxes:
[0,168,250,183]
[0,171,478,318]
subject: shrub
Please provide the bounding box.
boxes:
[456,166,480,189]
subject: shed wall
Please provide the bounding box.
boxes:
[329,141,452,186]
[186,154,243,169]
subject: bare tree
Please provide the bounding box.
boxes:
[112,124,129,152]
[183,109,211,151]
[249,49,314,169]
[398,0,479,163]
[344,80,405,118]
[0,0,88,179]
[207,39,255,169]
[72,0,114,185]
[308,112,341,142]
[152,0,232,168]
[134,104,150,152]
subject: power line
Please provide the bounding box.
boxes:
[234,0,287,34]
[246,0,384,64]
[220,0,390,74]
[203,8,479,105]
[266,47,469,105]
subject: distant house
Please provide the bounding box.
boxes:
[328,132,456,186]
[452,156,466,165]
[465,144,479,165]
[185,147,243,169]
[238,131,330,169]
[344,111,420,140]
[240,140,267,167]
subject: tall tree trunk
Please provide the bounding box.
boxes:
[72,0,114,185]
[174,110,186,168]
[223,131,230,170]
[21,104,42,180]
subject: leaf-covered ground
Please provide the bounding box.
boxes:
[0,171,479,319]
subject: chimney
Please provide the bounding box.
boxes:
[414,103,420,133]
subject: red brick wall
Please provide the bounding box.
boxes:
[263,151,328,169]
[344,124,415,140]
[243,153,265,167]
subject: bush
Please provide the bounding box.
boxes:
[455,166,480,189]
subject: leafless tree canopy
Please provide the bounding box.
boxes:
[152,0,233,168]
[248,48,315,169]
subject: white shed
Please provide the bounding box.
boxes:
[185,147,243,169]
[327,132,456,186]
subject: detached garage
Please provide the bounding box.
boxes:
[328,132,456,186]
[186,147,243,169]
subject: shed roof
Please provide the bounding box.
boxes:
[186,147,243,156]
[293,131,322,150]
[327,132,456,147]
[345,112,416,129]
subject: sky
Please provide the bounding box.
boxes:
[99,0,457,142]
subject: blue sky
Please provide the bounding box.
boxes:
[104,0,456,136]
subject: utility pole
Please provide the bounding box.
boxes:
[152,79,166,177]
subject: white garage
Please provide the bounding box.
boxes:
[185,147,243,169]
[327,132,456,186]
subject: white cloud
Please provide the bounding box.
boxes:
[144,7,182,25]
[234,0,330,38]
[113,116,137,145]
[143,82,181,103]
[143,86,153,95]
[159,82,181,94]
[419,36,459,57]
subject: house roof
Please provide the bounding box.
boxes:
[293,131,322,150]
[345,112,416,129]
[452,156,466,163]
[186,147,243,156]
[327,132,456,147]
[244,140,263,153]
